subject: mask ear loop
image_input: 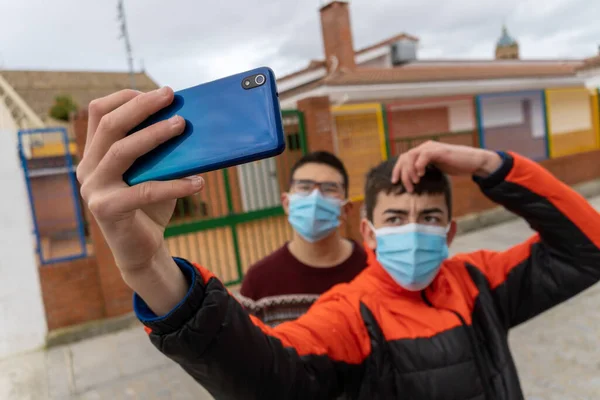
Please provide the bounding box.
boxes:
[367,221,377,236]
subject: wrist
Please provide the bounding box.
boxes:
[473,150,503,178]
[121,244,189,316]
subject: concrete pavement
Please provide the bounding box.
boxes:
[1,196,599,399]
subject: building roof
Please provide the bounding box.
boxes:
[577,54,600,71]
[355,33,419,55]
[277,32,419,82]
[322,60,581,85]
[0,70,159,120]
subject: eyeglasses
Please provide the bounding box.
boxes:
[290,179,345,199]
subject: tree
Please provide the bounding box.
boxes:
[49,95,78,121]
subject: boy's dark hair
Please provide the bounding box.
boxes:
[364,157,452,221]
[289,151,349,197]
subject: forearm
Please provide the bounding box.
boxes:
[477,152,600,255]
[121,244,188,316]
[469,152,600,327]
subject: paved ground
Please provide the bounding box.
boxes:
[1,196,599,400]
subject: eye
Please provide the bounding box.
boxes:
[385,216,404,225]
[423,215,442,224]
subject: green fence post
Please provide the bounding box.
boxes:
[296,110,309,155]
[381,104,391,159]
[222,168,243,284]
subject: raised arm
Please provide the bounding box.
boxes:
[463,152,600,328]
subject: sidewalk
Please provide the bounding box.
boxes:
[2,196,599,400]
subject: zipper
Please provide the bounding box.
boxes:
[420,291,493,400]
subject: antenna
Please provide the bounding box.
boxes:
[117,0,136,89]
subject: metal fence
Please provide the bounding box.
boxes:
[164,110,307,286]
[18,127,88,265]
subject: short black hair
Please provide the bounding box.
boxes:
[289,151,349,197]
[364,156,452,221]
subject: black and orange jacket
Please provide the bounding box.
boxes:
[134,152,600,400]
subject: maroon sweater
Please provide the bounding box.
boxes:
[237,241,367,325]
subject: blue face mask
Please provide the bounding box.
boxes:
[288,190,343,243]
[371,223,449,291]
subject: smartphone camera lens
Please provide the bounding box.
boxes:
[255,74,265,85]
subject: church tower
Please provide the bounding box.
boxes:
[495,25,519,60]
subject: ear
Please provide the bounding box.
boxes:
[340,200,353,221]
[446,220,457,246]
[360,218,377,250]
[281,192,290,215]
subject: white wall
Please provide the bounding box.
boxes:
[448,101,475,132]
[0,127,47,359]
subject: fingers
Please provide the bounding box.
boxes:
[84,87,175,173]
[120,178,204,215]
[393,141,438,193]
[400,153,416,193]
[88,177,204,219]
[95,115,185,180]
[86,89,141,156]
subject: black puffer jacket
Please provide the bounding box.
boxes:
[133,152,600,399]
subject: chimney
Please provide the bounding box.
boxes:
[319,0,356,73]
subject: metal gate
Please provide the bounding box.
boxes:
[18,127,88,265]
[163,110,307,286]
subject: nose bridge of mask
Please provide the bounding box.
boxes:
[289,190,341,218]
[372,223,450,253]
[373,222,447,237]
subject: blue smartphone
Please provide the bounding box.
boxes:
[123,67,285,186]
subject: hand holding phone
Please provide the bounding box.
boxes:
[77,87,201,314]
[123,67,285,185]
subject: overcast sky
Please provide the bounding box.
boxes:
[1,0,598,90]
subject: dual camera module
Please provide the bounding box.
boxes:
[242,73,266,90]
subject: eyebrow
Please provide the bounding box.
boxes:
[383,209,409,215]
[382,207,445,215]
[420,207,444,214]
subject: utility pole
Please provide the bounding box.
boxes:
[117,0,136,90]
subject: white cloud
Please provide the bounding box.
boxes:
[0,0,598,90]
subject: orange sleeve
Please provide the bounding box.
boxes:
[464,152,600,327]
[137,259,370,398]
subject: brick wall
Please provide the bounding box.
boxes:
[39,257,104,331]
[319,1,356,72]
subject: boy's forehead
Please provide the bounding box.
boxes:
[374,191,448,214]
[293,163,343,182]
